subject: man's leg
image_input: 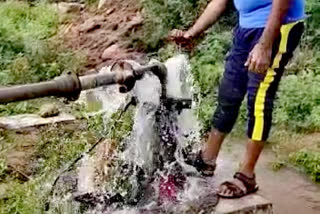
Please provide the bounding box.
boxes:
[218,21,304,198]
[185,46,248,175]
[239,140,264,177]
[195,34,249,173]
[201,129,226,163]
[243,21,305,177]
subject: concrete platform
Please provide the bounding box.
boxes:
[215,194,273,214]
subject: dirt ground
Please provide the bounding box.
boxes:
[60,0,146,71]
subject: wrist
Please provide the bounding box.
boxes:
[258,39,273,49]
[187,28,197,38]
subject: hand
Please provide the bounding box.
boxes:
[168,29,195,50]
[169,29,193,40]
[245,42,272,73]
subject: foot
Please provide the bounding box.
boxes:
[183,150,216,176]
[217,172,259,198]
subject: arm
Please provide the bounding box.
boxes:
[246,0,291,73]
[187,0,229,37]
[260,0,291,48]
[170,0,229,39]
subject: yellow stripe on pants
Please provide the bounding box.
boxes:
[252,21,300,141]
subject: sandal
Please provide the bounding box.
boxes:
[217,172,259,198]
[183,150,216,177]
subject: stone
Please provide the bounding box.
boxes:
[56,2,84,14]
[38,103,60,118]
[101,44,125,60]
[215,194,273,214]
[126,13,143,30]
[0,113,76,130]
[106,8,116,15]
[79,19,100,33]
[95,139,117,182]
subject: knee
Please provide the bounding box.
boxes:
[212,97,243,133]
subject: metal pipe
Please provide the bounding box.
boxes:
[133,63,167,97]
[0,73,81,104]
[0,62,168,104]
[79,72,117,90]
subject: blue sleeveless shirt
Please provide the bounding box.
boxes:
[233,0,305,28]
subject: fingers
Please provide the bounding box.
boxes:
[245,52,270,73]
[245,52,257,72]
[244,53,251,67]
[245,43,272,73]
[259,62,269,73]
[169,29,193,41]
[169,29,185,39]
[168,29,194,50]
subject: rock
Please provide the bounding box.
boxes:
[126,13,143,30]
[38,103,60,118]
[101,44,126,60]
[56,2,84,14]
[79,19,100,33]
[95,139,117,182]
[0,113,76,130]
[106,8,116,15]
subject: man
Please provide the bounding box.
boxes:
[171,0,305,198]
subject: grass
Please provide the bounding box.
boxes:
[290,149,320,182]
[269,131,320,182]
[0,122,98,214]
[0,1,86,85]
[0,1,86,116]
[0,1,135,212]
[134,0,209,51]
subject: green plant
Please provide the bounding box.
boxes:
[0,1,86,116]
[274,74,320,132]
[290,149,320,182]
[0,158,8,181]
[135,0,209,51]
[304,0,320,48]
[0,121,100,213]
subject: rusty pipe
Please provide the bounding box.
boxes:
[0,73,81,104]
[113,61,167,97]
[0,62,167,104]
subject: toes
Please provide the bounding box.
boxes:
[218,184,233,197]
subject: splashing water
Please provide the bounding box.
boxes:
[123,72,162,175]
[48,55,218,214]
[110,55,217,213]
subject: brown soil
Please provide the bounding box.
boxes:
[60,0,146,71]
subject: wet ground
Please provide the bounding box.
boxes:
[216,139,320,214]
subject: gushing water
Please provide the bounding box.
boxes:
[48,55,217,214]
[123,72,162,175]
